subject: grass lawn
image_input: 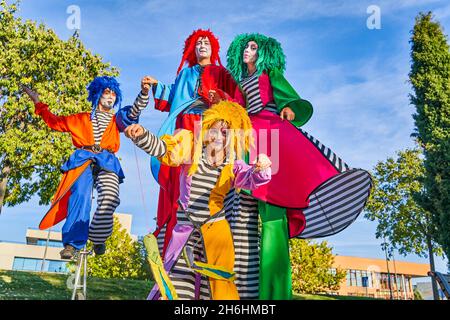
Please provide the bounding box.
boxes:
[293,293,380,300]
[0,270,153,300]
[1,270,380,300]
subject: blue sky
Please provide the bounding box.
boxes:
[1,0,450,274]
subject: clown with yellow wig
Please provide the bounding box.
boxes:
[124,101,271,300]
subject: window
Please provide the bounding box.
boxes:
[348,270,353,286]
[396,275,404,291]
[12,257,41,272]
[12,257,68,273]
[379,273,397,290]
[346,269,374,287]
[12,257,24,270]
[356,270,362,287]
[347,270,358,287]
[48,260,68,273]
[366,272,373,288]
[404,277,411,293]
[36,239,64,248]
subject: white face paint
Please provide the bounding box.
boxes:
[204,121,230,151]
[243,41,258,64]
[99,88,117,110]
[195,37,212,62]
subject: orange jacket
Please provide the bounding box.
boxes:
[35,102,120,152]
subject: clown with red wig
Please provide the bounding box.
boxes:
[145,29,241,257]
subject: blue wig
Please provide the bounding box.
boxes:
[87,76,122,119]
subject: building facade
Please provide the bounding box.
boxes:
[1,214,432,300]
[330,255,430,300]
[0,213,136,273]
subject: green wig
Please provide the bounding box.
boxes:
[227,33,286,81]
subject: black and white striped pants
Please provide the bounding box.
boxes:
[88,170,120,244]
[228,192,260,300]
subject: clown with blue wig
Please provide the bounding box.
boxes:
[23,76,153,259]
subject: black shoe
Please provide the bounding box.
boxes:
[93,243,106,256]
[60,245,76,260]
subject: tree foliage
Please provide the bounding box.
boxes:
[0,0,118,210]
[290,239,346,294]
[413,288,424,300]
[409,12,450,261]
[365,148,443,258]
[80,217,150,280]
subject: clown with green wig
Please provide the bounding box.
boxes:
[227,34,372,300]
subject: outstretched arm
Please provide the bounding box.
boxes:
[269,69,313,127]
[22,86,71,132]
[127,76,152,119]
[125,124,167,157]
[233,154,272,190]
[151,76,175,113]
[115,77,153,132]
[125,124,193,167]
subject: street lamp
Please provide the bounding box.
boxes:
[383,237,394,300]
[41,228,52,272]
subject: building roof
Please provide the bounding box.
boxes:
[333,255,430,277]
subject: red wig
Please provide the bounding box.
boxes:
[177,29,222,75]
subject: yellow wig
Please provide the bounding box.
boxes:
[188,101,254,176]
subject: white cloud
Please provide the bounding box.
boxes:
[280,41,417,169]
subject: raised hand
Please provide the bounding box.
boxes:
[280,107,295,121]
[141,76,157,95]
[124,124,145,139]
[254,153,272,172]
[22,85,40,104]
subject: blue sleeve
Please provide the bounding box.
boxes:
[115,105,139,133]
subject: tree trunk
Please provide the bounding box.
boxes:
[426,235,440,300]
[0,164,10,215]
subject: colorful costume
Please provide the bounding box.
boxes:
[227,34,373,299]
[150,29,240,256]
[36,77,148,250]
[134,101,270,300]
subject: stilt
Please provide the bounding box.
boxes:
[71,247,92,300]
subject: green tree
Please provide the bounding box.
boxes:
[413,287,424,300]
[0,1,118,213]
[409,12,450,266]
[290,239,346,294]
[82,216,150,280]
[364,148,443,299]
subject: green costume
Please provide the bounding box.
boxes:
[227,33,372,301]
